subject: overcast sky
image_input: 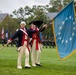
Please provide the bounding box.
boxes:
[0,0,50,14]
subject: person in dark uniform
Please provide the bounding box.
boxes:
[8,21,37,69]
[2,38,6,46]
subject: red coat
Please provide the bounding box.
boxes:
[30,28,42,50]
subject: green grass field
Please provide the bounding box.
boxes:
[0,45,76,75]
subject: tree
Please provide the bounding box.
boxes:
[63,0,72,6]
[13,6,32,22]
[0,16,19,36]
[46,0,73,12]
[27,5,48,23]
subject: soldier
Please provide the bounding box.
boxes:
[8,21,37,69]
[29,20,47,67]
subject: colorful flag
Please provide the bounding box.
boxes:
[53,1,76,59]
[5,29,8,40]
[1,27,4,39]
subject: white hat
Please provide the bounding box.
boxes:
[20,21,26,25]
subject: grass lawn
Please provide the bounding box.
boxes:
[0,45,76,75]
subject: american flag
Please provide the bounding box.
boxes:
[53,1,76,59]
[1,27,4,39]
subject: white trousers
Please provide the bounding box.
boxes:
[17,41,30,67]
[31,40,42,66]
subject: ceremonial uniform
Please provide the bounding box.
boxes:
[30,28,41,66]
[29,20,46,67]
[8,21,36,69]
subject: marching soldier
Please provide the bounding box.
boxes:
[29,20,47,67]
[8,21,37,69]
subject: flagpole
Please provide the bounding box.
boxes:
[0,43,9,50]
[47,19,52,25]
[38,19,52,33]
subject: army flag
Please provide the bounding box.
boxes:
[53,1,76,59]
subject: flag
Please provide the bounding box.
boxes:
[5,29,8,40]
[1,27,4,39]
[53,1,76,59]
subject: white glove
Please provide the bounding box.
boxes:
[43,24,47,28]
[7,40,11,44]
